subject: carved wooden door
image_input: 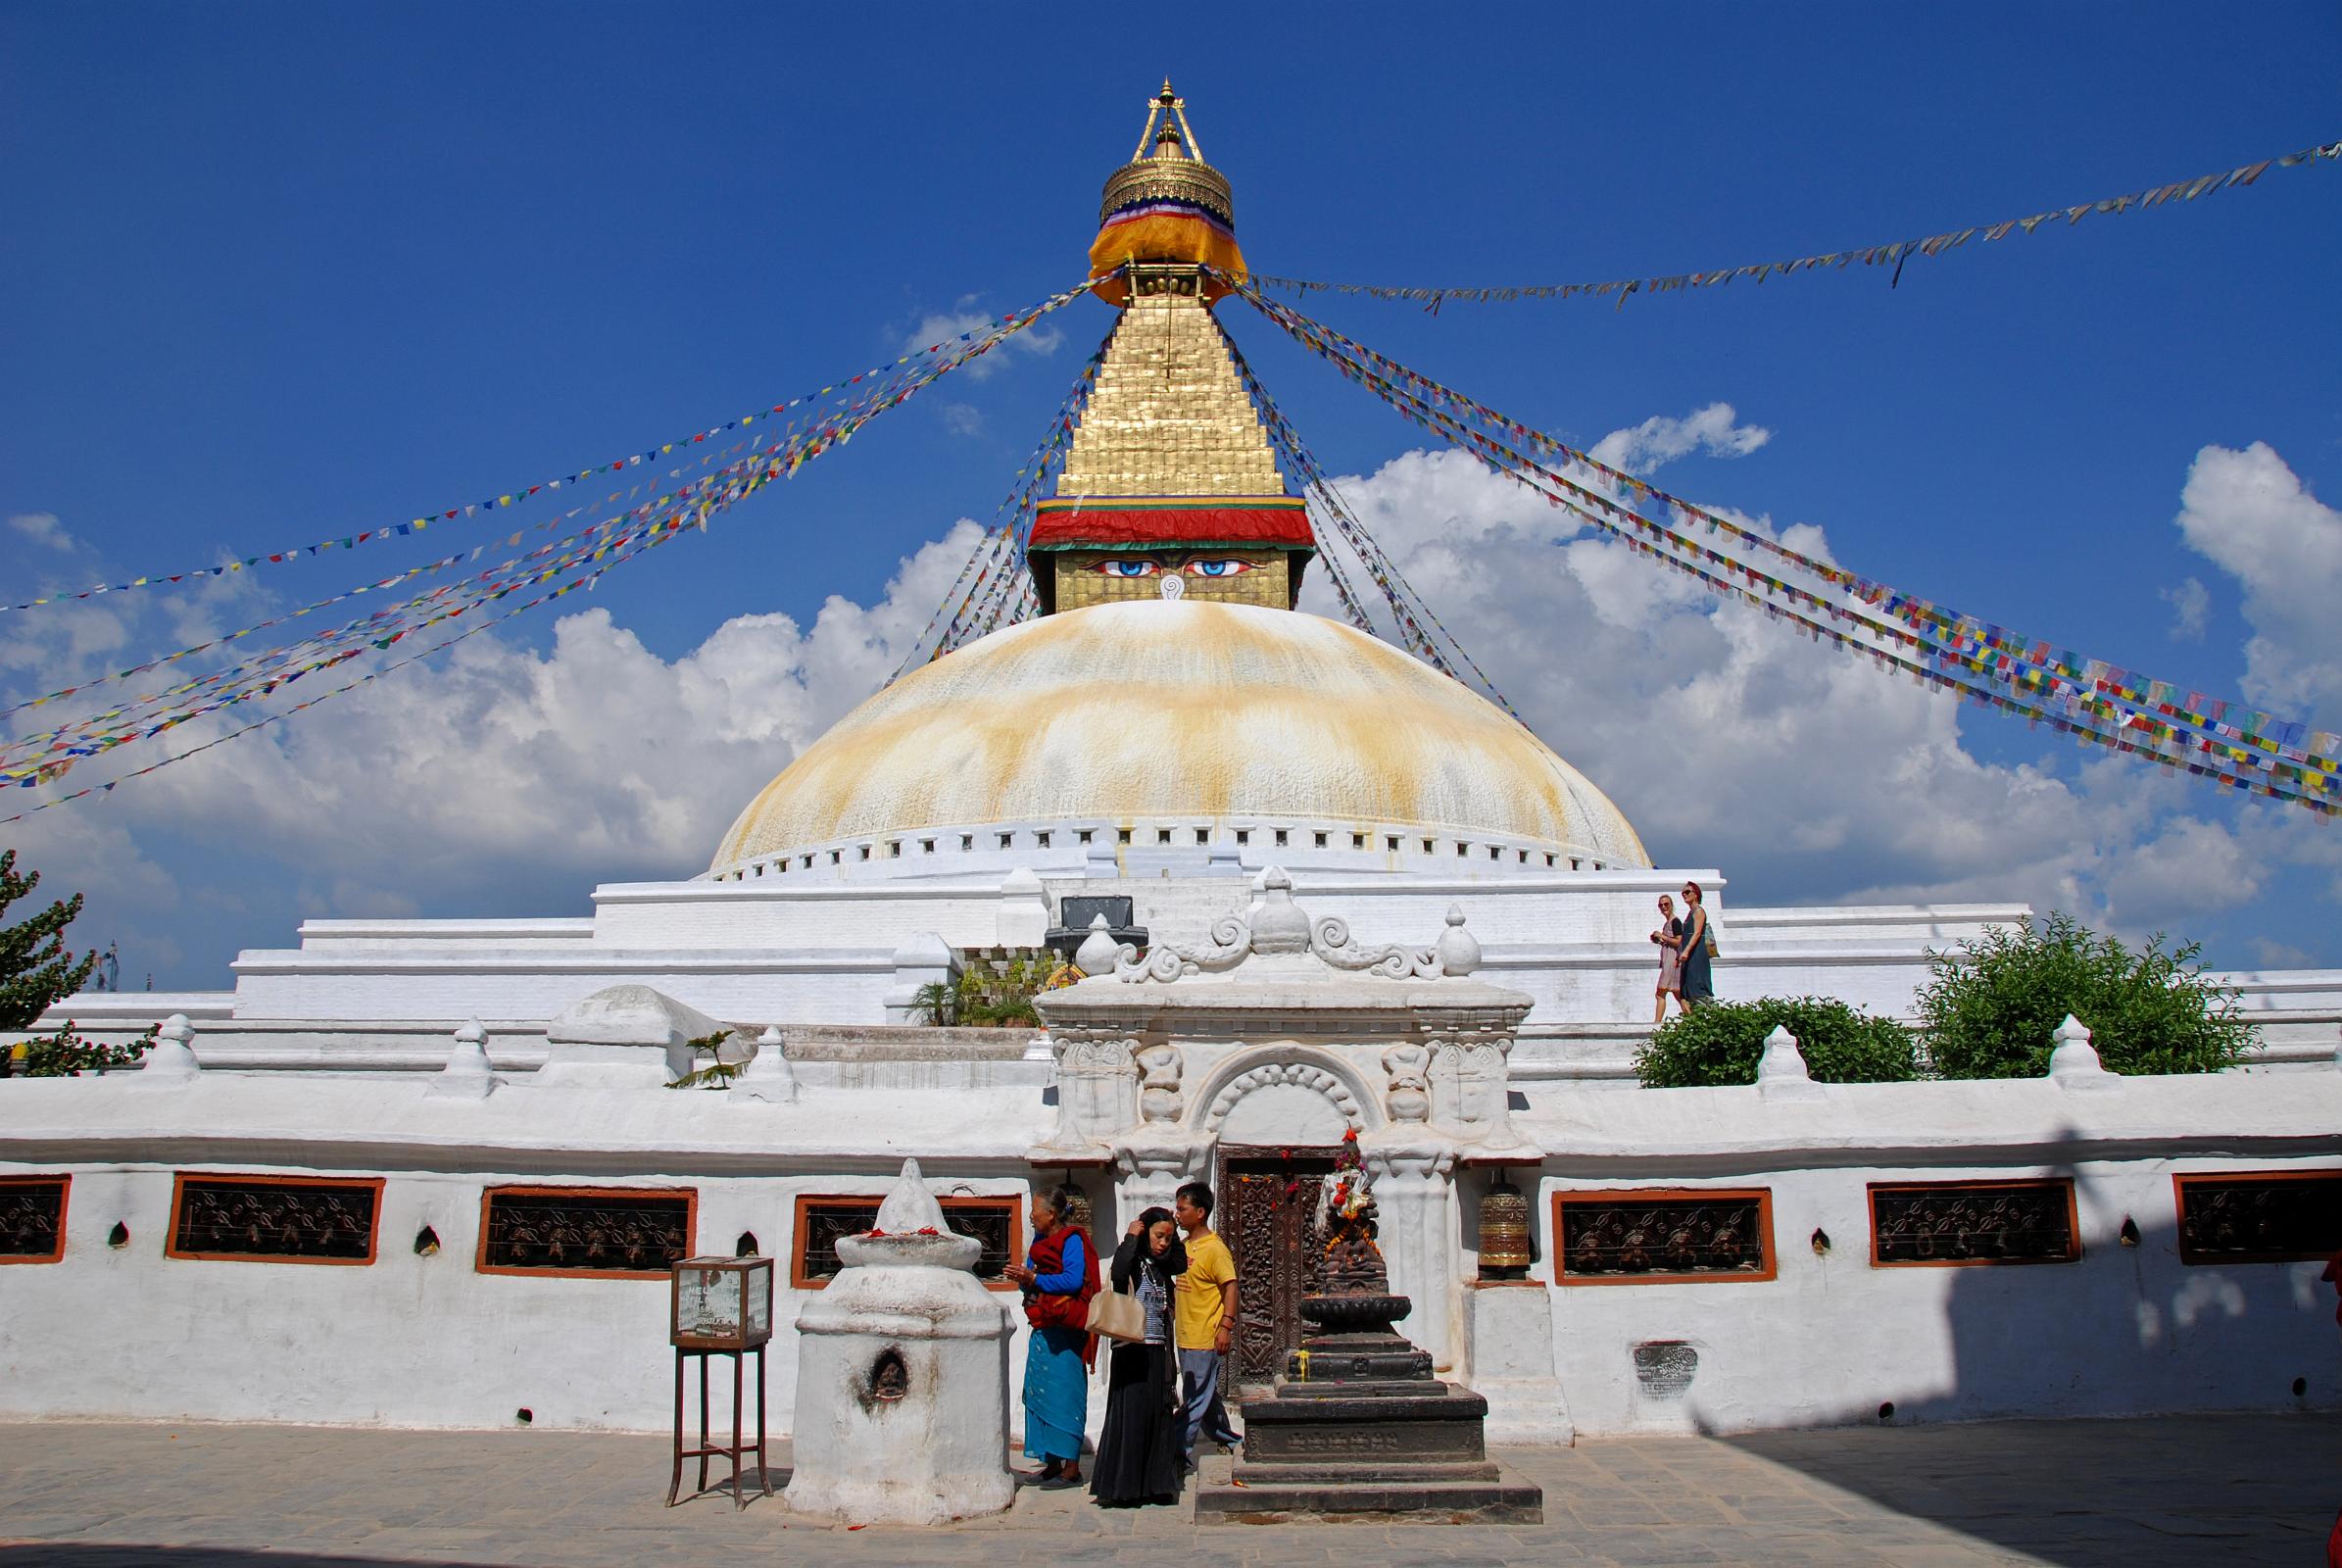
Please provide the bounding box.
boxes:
[1217,1150,1338,1386]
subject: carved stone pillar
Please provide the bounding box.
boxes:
[1111,1127,1205,1236]
[1426,1018,1525,1149]
[1038,1026,1140,1153]
[1360,1134,1460,1372]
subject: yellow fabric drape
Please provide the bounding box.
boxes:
[1088,213,1246,305]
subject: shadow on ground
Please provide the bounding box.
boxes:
[1723,1413,2340,1567]
[1701,1174,2342,1567]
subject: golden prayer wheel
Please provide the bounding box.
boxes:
[1478,1175,1533,1280]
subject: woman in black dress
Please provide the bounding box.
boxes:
[1090,1206,1187,1506]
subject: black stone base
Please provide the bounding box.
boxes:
[1192,1451,1544,1526]
[1242,1383,1492,1466]
[1197,1283,1542,1525]
[1286,1328,1435,1385]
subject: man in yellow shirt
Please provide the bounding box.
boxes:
[1172,1180,1243,1462]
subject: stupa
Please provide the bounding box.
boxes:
[711,81,1652,886]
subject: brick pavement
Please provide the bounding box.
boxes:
[0,1414,2332,1567]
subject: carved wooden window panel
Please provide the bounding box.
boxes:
[2173,1170,2342,1264]
[1868,1180,2079,1267]
[790,1195,1021,1290]
[1552,1188,1776,1284]
[168,1174,382,1265]
[0,1175,70,1263]
[475,1186,695,1278]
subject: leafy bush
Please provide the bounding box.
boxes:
[1635,997,1918,1088]
[1916,913,2254,1079]
[13,1021,156,1078]
[909,981,957,1027]
[665,1030,741,1090]
[950,953,1073,1028]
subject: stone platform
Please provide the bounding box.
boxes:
[1194,1379,1544,1524]
[1193,1274,1544,1524]
[2,1415,2332,1564]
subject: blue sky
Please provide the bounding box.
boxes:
[3,2,2338,986]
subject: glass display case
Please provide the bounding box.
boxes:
[670,1255,774,1350]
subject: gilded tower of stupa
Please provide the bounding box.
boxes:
[1027,83,1315,614]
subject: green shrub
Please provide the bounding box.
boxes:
[1635,997,1918,1088]
[1915,913,2254,1079]
[951,954,1067,1029]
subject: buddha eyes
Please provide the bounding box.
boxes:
[1091,558,1256,578]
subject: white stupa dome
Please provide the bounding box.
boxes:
[709,600,1648,876]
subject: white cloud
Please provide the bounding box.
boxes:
[2,521,994,980]
[901,300,1064,382]
[2174,441,2342,727]
[1297,429,2332,952]
[7,513,76,552]
[2251,937,2314,969]
[1586,402,1771,474]
[2159,575,2210,641]
[939,403,984,438]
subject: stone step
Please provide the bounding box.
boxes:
[1270,1379,1455,1401]
[1193,1471,1544,1526]
[1233,1459,1502,1487]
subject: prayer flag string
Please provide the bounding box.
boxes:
[0,278,1098,807]
[0,292,1093,615]
[893,316,1116,675]
[1251,138,2340,314]
[1226,274,2336,816]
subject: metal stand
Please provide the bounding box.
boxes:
[666,1344,770,1509]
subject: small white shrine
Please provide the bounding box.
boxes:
[785,1158,1015,1526]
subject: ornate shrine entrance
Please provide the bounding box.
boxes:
[1215,1146,1341,1385]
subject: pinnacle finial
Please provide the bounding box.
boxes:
[1130,78,1203,166]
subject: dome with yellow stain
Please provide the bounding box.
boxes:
[709,600,1649,877]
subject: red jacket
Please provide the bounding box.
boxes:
[1023,1225,1100,1332]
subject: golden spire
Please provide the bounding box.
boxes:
[1089,81,1244,304]
[1129,78,1207,165]
[1038,87,1302,614]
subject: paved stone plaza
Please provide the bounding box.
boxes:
[0,1414,2332,1566]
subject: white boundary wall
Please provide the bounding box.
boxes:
[2,1058,2334,1439]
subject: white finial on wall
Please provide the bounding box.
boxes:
[425,1018,496,1100]
[140,1012,200,1081]
[2048,1013,2115,1090]
[1757,1024,1824,1102]
[732,1025,800,1103]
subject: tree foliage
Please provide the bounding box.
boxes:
[1,849,95,1030]
[0,849,150,1078]
[1634,996,1919,1088]
[1915,913,2254,1079]
[951,954,1068,1028]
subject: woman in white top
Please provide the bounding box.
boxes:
[1650,893,1683,1024]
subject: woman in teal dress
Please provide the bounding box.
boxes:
[1675,880,1714,1007]
[1002,1186,1098,1489]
